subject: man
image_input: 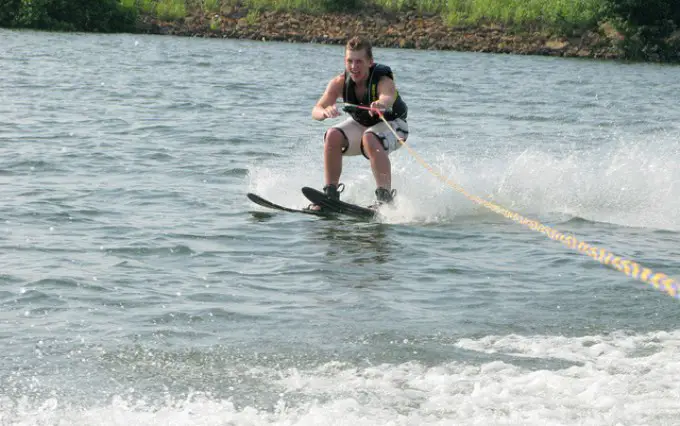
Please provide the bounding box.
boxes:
[309,36,408,211]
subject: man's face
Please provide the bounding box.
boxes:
[344,48,373,83]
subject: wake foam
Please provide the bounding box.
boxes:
[248,133,680,229]
[4,331,680,425]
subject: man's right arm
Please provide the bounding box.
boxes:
[312,75,343,121]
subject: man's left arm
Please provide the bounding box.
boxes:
[370,76,396,112]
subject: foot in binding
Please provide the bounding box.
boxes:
[368,187,396,210]
[306,183,344,212]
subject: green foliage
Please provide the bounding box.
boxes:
[372,0,447,12]
[137,0,156,14]
[604,0,680,27]
[235,0,364,13]
[443,0,603,30]
[241,0,365,13]
[245,9,259,24]
[1,0,137,31]
[318,0,365,13]
[155,0,186,20]
[617,23,680,61]
[602,0,680,61]
[242,0,312,12]
[0,0,22,27]
[203,0,221,13]
[53,0,137,31]
[209,14,220,30]
[12,0,48,28]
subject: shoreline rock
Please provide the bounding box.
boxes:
[137,7,622,60]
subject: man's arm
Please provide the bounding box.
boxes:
[312,75,344,121]
[370,76,396,112]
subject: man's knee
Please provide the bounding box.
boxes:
[325,128,347,150]
[362,133,386,155]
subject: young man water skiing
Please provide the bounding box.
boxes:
[309,36,408,211]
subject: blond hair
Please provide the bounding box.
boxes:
[346,36,373,60]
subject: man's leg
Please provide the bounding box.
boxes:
[323,118,365,187]
[305,119,364,211]
[362,119,408,204]
[361,133,391,190]
[324,128,346,187]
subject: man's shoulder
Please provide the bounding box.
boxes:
[373,63,393,72]
[320,73,344,98]
[372,64,395,80]
[328,73,345,88]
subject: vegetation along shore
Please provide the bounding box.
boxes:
[1,0,679,62]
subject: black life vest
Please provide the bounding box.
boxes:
[342,64,408,127]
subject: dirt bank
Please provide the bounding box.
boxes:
[138,6,622,60]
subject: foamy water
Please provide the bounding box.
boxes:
[4,332,679,425]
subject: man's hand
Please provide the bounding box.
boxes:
[369,101,388,117]
[323,105,340,119]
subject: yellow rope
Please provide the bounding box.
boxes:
[376,112,679,299]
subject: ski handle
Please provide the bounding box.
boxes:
[339,102,392,115]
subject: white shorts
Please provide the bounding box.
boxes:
[329,117,409,158]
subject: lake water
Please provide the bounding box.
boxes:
[1,28,680,425]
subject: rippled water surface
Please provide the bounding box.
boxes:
[1,29,680,425]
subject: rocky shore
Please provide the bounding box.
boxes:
[138,6,623,60]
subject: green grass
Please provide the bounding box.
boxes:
[373,0,603,28]
[156,0,186,20]
[443,0,603,28]
[203,0,221,13]
[139,0,157,14]
[121,0,604,31]
[372,0,448,13]
[120,0,186,19]
[245,0,320,11]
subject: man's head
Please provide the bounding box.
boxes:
[345,36,373,83]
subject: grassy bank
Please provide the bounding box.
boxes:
[1,0,677,62]
[129,0,603,32]
[119,0,680,62]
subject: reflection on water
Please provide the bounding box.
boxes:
[318,222,392,263]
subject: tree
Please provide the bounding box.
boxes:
[2,0,137,32]
[0,0,22,27]
[604,0,680,61]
